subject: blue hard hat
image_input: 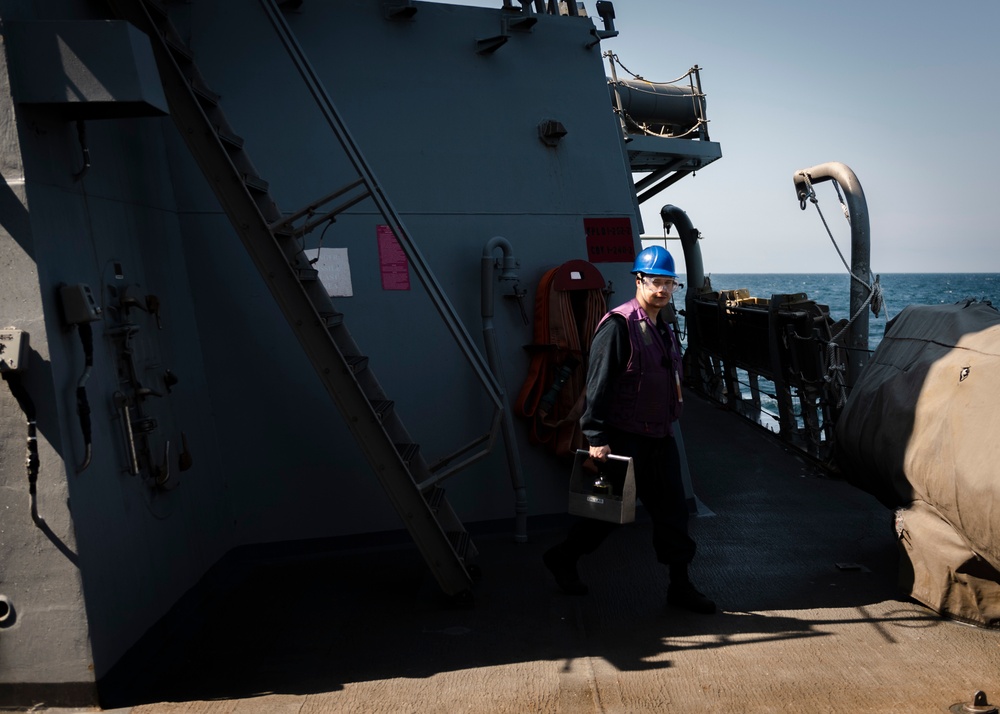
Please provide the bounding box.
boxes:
[631,245,677,278]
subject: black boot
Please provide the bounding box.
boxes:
[543,545,588,596]
[667,563,716,614]
[666,580,716,614]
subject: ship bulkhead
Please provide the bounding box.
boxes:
[0,0,711,706]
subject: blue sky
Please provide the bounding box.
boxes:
[433,0,1000,273]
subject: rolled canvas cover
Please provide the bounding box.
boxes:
[836,299,1000,626]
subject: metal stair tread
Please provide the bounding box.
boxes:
[294,266,319,282]
[320,310,344,328]
[243,173,269,193]
[191,79,221,108]
[447,529,472,561]
[395,442,419,465]
[217,128,244,151]
[370,400,394,421]
[162,34,193,65]
[344,355,369,373]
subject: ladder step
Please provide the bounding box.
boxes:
[344,355,369,374]
[244,173,269,193]
[371,399,394,421]
[217,128,244,152]
[163,35,194,65]
[448,530,472,564]
[425,485,445,511]
[320,310,343,328]
[191,79,220,108]
[395,442,419,465]
[295,266,319,282]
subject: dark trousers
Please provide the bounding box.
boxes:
[561,430,696,566]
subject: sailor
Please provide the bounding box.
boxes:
[543,245,716,614]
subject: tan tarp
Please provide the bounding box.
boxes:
[836,299,1000,627]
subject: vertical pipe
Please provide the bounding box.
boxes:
[482,237,528,543]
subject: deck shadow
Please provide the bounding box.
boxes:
[100,394,918,707]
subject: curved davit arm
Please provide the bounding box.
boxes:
[792,162,871,387]
[659,205,704,358]
[659,203,704,300]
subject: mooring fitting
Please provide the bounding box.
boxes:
[950,691,998,714]
[0,595,13,628]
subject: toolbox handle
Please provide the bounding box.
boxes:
[575,448,630,463]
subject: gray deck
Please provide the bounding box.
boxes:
[65,394,1000,713]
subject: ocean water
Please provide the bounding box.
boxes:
[676,272,1000,352]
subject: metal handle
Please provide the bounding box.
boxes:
[575,448,631,463]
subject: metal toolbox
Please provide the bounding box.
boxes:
[567,450,636,524]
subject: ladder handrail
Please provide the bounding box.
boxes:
[259,0,503,410]
[269,178,367,233]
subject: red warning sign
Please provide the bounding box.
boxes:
[584,217,635,264]
[377,225,410,290]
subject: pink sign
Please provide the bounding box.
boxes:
[377,225,410,290]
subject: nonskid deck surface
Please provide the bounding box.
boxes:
[79,395,998,713]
